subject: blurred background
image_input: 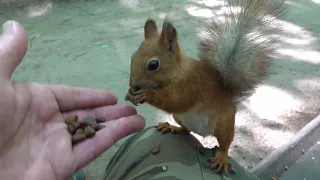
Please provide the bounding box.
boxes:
[0,0,319,179]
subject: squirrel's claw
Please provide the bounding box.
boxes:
[133,90,147,105]
[125,90,135,104]
[155,122,189,134]
[208,154,236,175]
[130,89,145,95]
[125,88,147,106]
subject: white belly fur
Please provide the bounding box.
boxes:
[179,110,213,137]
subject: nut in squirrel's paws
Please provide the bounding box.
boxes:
[155,122,189,134]
[125,88,147,106]
[208,152,236,175]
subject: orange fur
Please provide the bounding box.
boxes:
[126,0,284,174]
[127,18,238,174]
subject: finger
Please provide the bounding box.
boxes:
[48,84,118,112]
[72,114,146,169]
[62,104,137,121]
[0,20,28,79]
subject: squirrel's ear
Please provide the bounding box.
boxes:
[144,19,158,39]
[159,19,177,53]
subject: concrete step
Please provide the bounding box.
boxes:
[251,114,320,180]
[279,141,320,180]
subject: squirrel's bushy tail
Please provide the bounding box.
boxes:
[198,0,285,100]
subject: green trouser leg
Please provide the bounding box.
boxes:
[102,126,260,180]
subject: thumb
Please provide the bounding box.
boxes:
[0,20,28,79]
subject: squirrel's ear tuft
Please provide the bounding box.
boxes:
[162,20,177,41]
[160,19,177,53]
[144,19,158,39]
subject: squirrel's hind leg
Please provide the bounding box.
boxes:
[155,114,190,134]
[208,107,236,174]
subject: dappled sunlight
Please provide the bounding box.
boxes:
[254,126,295,149]
[158,12,168,19]
[27,2,53,18]
[191,133,217,148]
[0,0,54,18]
[215,6,242,15]
[242,85,302,121]
[234,110,254,126]
[191,0,227,7]
[186,1,317,48]
[119,0,140,9]
[119,0,155,13]
[279,37,314,45]
[285,0,306,7]
[277,19,313,39]
[312,0,320,4]
[277,48,320,64]
[185,3,242,21]
[186,6,215,18]
[295,78,320,93]
[271,19,320,63]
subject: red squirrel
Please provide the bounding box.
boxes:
[125,0,285,174]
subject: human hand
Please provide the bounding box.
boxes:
[0,20,145,180]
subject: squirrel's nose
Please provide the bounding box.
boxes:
[131,84,140,91]
[129,76,134,88]
[129,79,140,91]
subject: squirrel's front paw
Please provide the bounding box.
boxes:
[125,88,147,106]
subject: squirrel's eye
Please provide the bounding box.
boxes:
[148,60,160,71]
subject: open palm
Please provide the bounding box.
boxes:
[0,21,145,180]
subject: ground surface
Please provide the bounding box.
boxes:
[280,140,320,180]
[0,0,319,179]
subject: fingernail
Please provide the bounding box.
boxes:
[2,20,13,33]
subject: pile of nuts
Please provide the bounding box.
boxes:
[64,115,106,145]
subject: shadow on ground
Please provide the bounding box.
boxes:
[0,0,319,179]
